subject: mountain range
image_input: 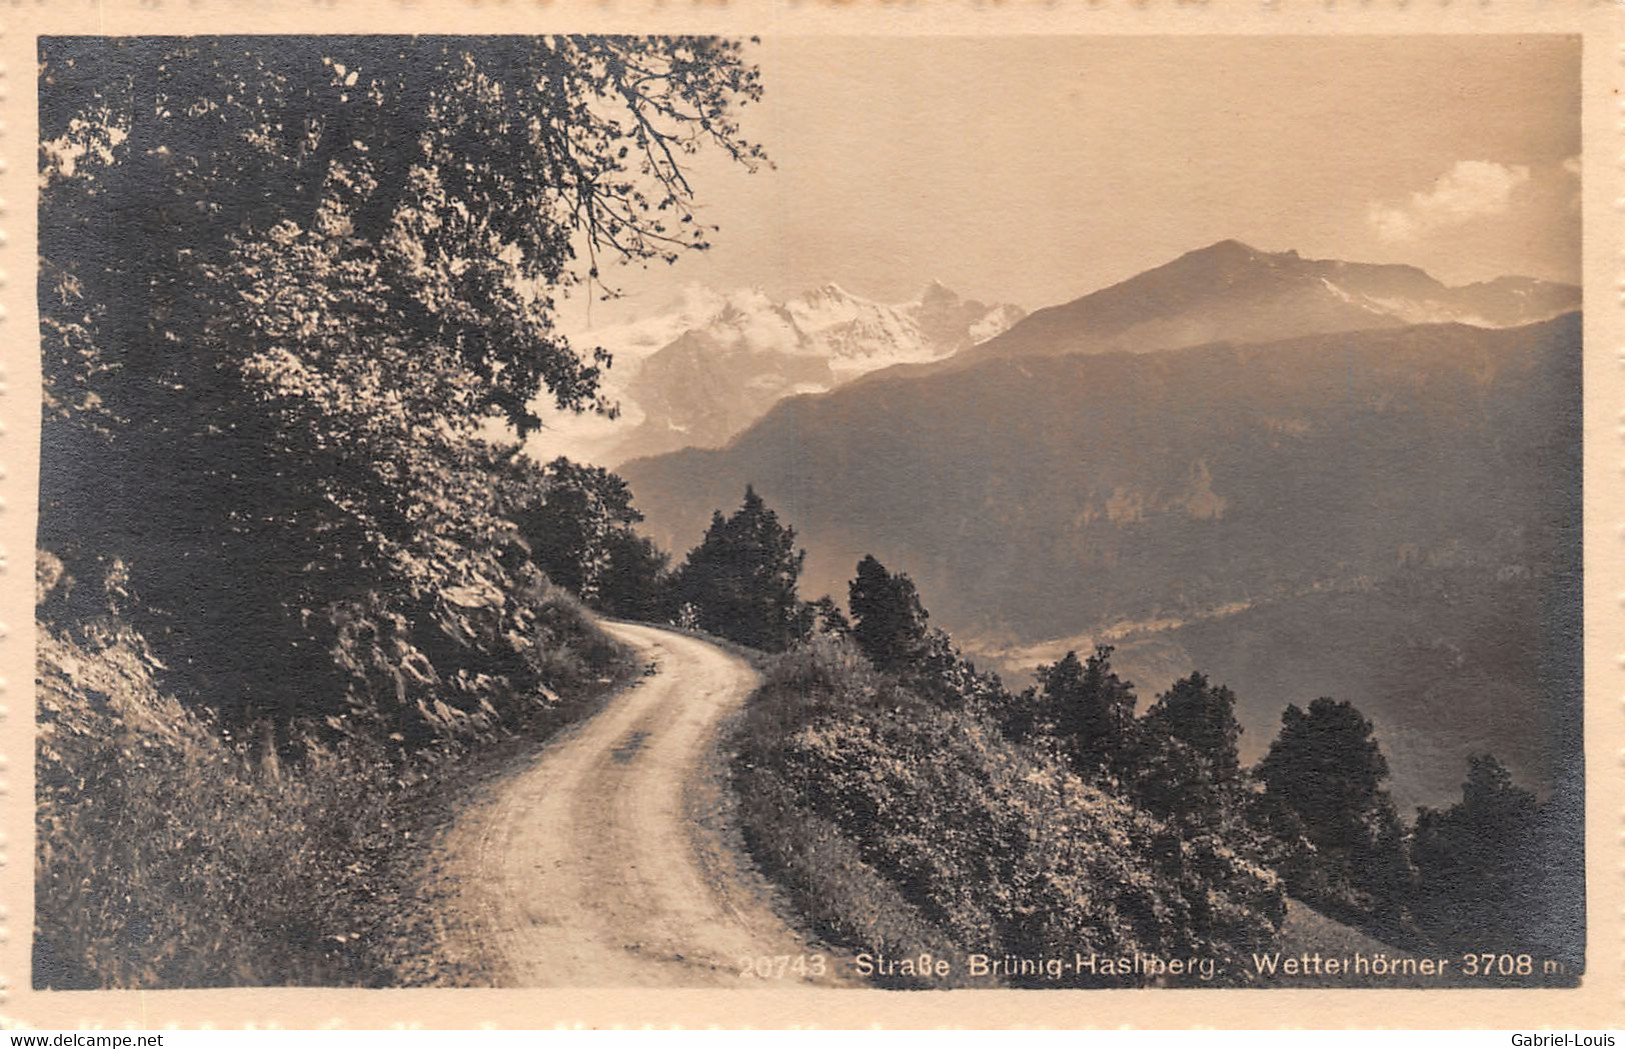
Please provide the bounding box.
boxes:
[535,282,1024,466]
[927,239,1578,373]
[619,242,1582,811]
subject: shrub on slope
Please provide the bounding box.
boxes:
[36,616,395,987]
[734,637,1285,987]
[34,552,629,988]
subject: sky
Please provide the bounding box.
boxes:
[556,34,1580,331]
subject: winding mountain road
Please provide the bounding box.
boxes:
[439,621,847,987]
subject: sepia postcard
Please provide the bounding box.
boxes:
[1,0,1621,1031]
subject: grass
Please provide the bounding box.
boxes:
[37,626,387,987]
[733,756,967,989]
[34,572,637,989]
[728,636,1287,989]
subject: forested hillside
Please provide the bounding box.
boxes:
[727,554,1582,987]
[623,314,1582,807]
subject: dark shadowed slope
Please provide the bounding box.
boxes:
[625,313,1579,636]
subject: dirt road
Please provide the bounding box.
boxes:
[440,621,847,987]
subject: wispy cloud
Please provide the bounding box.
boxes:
[1561,155,1582,213]
[1367,160,1531,242]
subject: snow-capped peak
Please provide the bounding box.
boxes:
[529,280,1027,467]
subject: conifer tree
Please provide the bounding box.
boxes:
[1035,645,1138,780]
[672,487,808,651]
[1133,672,1244,827]
[1254,698,1410,928]
[1412,753,1543,953]
[1257,698,1392,857]
[847,555,931,673]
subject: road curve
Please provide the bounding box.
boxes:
[440,621,846,987]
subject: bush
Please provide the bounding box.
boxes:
[34,552,633,988]
[732,636,1285,987]
[36,621,393,987]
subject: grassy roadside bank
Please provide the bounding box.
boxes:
[727,637,1286,990]
[726,632,1559,991]
[35,560,638,989]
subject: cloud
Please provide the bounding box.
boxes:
[1561,155,1581,212]
[1368,160,1531,242]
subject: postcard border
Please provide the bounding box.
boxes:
[2,0,1619,1030]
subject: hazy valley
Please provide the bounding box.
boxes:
[620,244,1581,811]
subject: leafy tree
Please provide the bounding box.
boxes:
[1256,699,1391,856]
[1133,673,1244,828]
[595,530,672,621]
[1411,753,1543,953]
[38,36,765,735]
[516,458,643,601]
[1358,801,1417,942]
[1254,698,1410,931]
[1143,672,1242,781]
[671,487,809,651]
[847,555,931,673]
[1034,645,1138,781]
[510,456,671,619]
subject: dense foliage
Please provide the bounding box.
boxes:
[36,549,625,989]
[669,486,812,651]
[734,551,1579,986]
[39,34,763,742]
[1411,755,1581,961]
[1019,646,1138,783]
[36,35,763,987]
[513,457,671,619]
[735,637,1285,987]
[1252,700,1410,936]
[735,557,1287,987]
